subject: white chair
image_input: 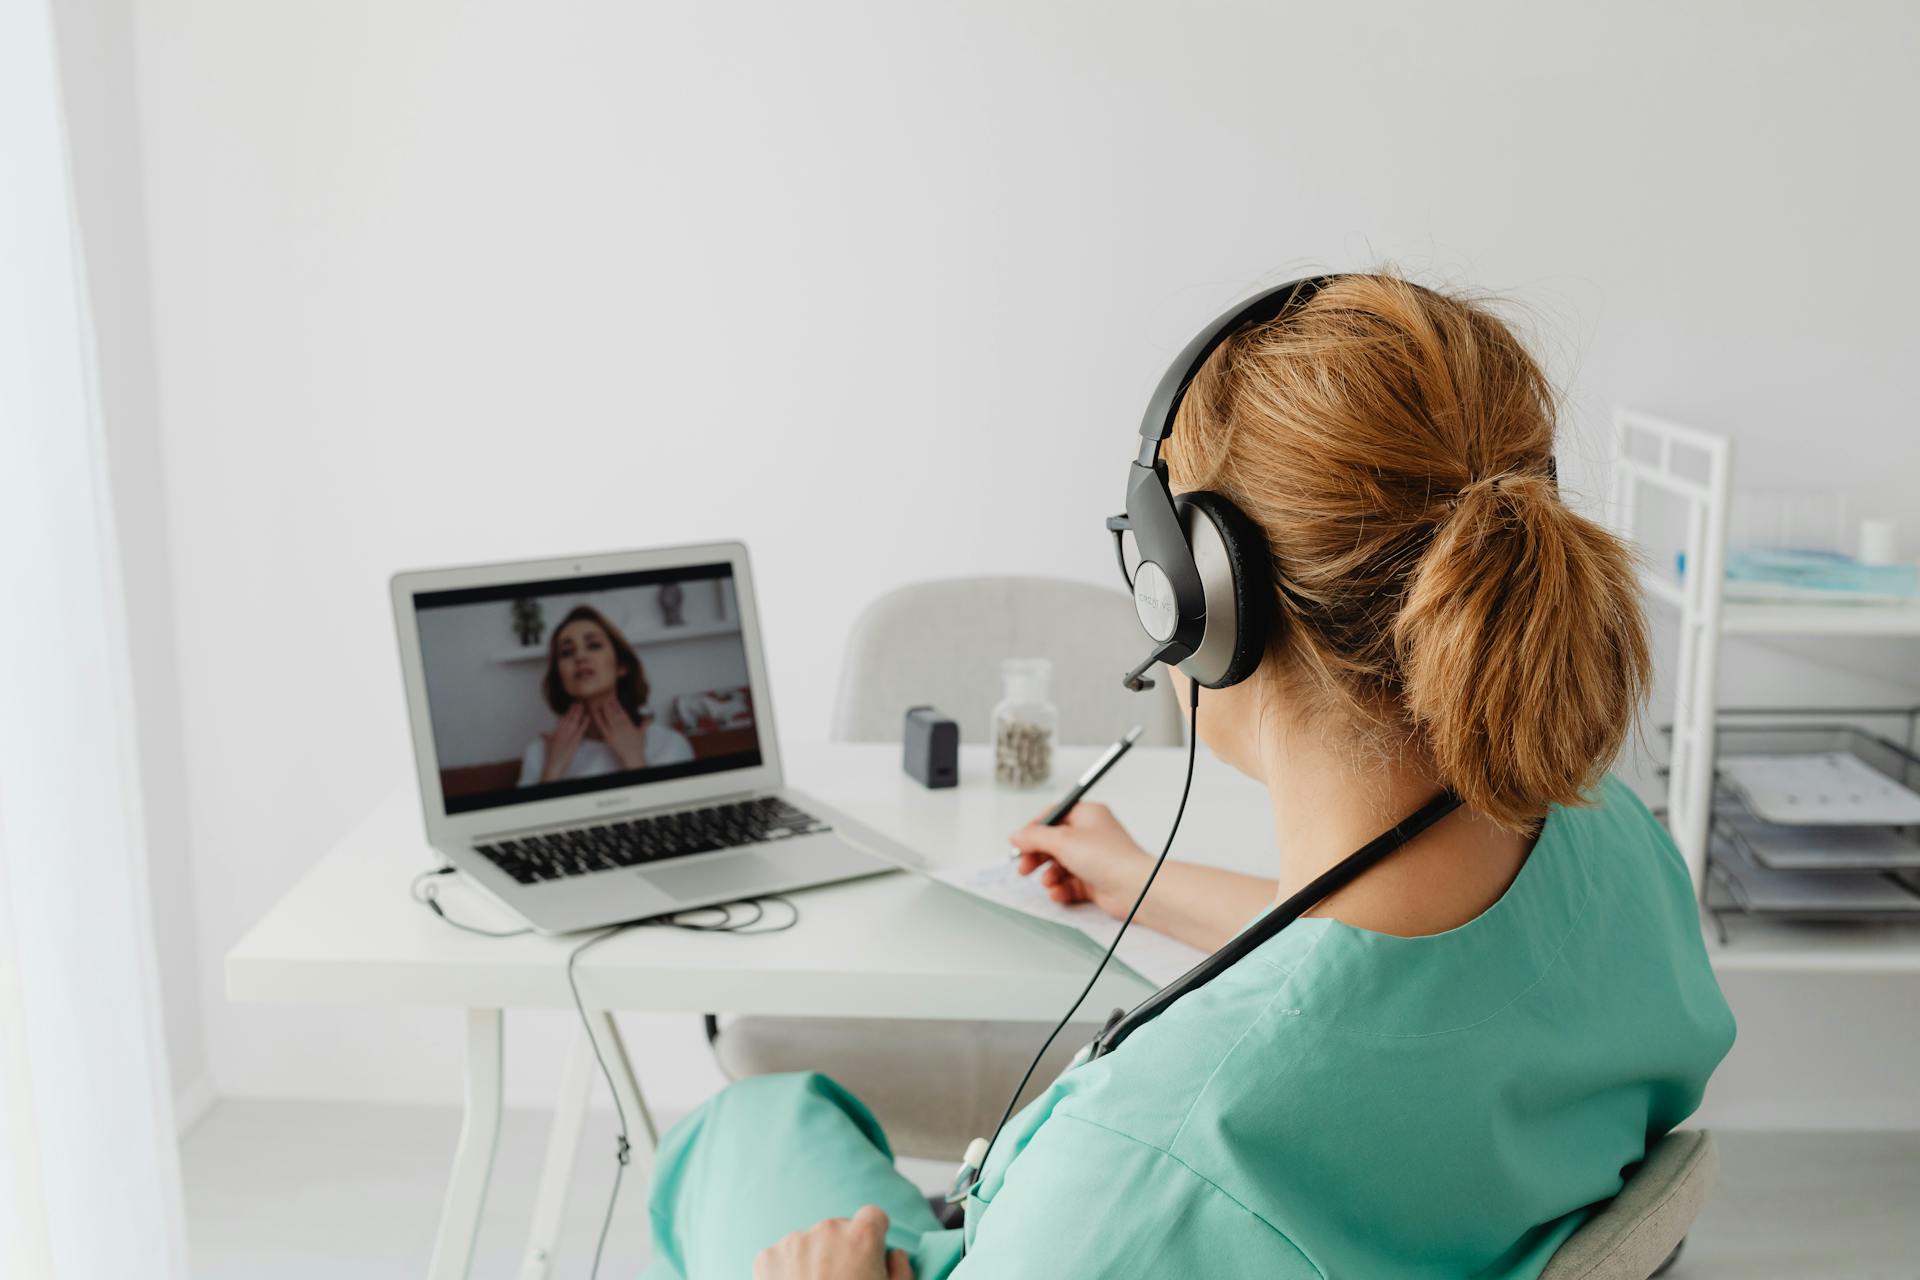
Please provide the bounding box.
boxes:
[710,577,1180,1158]
[711,1013,1098,1161]
[828,575,1186,747]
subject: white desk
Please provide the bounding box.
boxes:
[227,742,1274,1279]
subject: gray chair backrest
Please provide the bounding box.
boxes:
[829,576,1184,747]
[1540,1130,1717,1279]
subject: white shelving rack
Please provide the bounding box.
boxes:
[1610,410,1733,893]
[1611,409,1920,972]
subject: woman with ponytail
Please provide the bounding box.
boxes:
[643,275,1734,1280]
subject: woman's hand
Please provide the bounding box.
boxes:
[539,703,590,782]
[754,1205,912,1280]
[1010,802,1153,920]
[590,697,650,770]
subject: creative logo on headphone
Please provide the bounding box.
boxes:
[1132,561,1178,641]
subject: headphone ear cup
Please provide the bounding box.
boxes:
[1173,490,1275,688]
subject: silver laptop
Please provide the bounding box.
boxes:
[391,543,910,933]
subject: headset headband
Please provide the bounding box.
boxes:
[1137,275,1334,449]
[1113,274,1337,690]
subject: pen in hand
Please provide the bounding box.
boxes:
[1014,725,1144,856]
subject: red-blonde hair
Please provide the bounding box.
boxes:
[1164,272,1649,831]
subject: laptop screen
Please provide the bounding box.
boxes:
[412,562,763,815]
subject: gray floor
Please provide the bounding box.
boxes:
[1662,1132,1920,1280]
[182,1101,1920,1278]
[183,1100,664,1280]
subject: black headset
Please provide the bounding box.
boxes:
[1107,274,1335,694]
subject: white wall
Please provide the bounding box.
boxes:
[124,1,1920,1120]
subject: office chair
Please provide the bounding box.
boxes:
[915,1128,1714,1274]
[1539,1129,1716,1278]
[824,575,1186,747]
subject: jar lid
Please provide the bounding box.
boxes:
[1001,657,1052,700]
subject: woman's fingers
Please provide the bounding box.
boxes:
[1043,864,1085,902]
[887,1247,914,1280]
[1018,850,1090,902]
[1009,821,1069,856]
[1018,852,1074,887]
[1011,827,1086,878]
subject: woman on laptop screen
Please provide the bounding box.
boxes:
[518,604,695,785]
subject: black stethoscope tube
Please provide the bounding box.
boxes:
[951,777,1464,1220]
[1090,787,1463,1058]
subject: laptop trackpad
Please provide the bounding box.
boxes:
[645,852,782,904]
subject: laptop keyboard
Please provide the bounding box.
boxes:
[474,796,832,885]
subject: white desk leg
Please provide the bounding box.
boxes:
[430,1008,504,1280]
[517,1027,595,1280]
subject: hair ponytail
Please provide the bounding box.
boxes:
[1162,272,1651,832]
[1394,473,1650,830]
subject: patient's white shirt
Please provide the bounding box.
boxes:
[518,721,696,785]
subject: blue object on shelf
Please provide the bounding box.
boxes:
[1674,548,1920,601]
[1727,549,1919,598]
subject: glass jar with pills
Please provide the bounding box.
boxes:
[992,658,1057,788]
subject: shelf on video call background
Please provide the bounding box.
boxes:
[492,618,743,664]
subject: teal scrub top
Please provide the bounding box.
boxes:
[953,776,1736,1278]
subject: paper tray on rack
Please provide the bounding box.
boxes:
[1719,812,1920,872]
[1717,750,1920,826]
[1707,826,1920,918]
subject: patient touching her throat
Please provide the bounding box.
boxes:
[517,605,694,786]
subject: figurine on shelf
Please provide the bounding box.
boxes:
[510,597,545,647]
[659,582,685,627]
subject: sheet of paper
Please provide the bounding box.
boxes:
[934,858,1210,987]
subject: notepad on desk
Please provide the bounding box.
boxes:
[934,858,1209,987]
